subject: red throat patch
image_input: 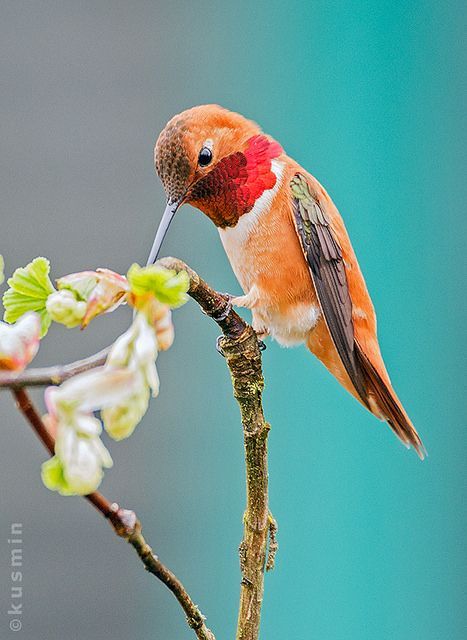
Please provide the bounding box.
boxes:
[188,135,283,227]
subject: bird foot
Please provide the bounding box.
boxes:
[212,295,232,323]
[216,335,226,357]
[230,286,260,310]
[216,335,266,356]
[254,326,269,351]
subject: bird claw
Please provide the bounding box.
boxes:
[215,294,267,354]
[216,335,226,357]
[209,293,233,323]
[217,336,266,356]
[254,327,269,351]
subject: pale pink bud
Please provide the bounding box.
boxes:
[81,269,129,328]
[0,312,41,371]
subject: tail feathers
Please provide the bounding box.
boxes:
[355,342,426,459]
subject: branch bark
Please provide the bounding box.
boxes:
[0,346,110,389]
[159,258,272,640]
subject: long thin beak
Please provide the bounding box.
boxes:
[146,200,181,265]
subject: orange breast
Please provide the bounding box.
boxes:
[219,159,322,346]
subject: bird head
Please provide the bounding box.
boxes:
[148,104,283,263]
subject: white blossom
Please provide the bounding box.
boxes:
[44,368,138,495]
[102,312,160,440]
[41,309,174,493]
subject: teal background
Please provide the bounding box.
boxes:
[0,2,465,639]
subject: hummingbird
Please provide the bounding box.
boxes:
[149,104,424,457]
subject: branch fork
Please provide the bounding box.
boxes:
[5,257,275,640]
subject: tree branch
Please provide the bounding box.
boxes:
[158,257,272,640]
[7,257,272,640]
[0,346,110,389]
[12,387,215,640]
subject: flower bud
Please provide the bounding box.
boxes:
[153,305,174,351]
[46,290,87,328]
[41,368,138,495]
[0,312,41,371]
[81,269,129,328]
[102,377,150,440]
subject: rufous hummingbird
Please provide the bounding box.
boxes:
[149,105,424,457]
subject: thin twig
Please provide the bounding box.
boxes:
[0,346,110,389]
[12,387,215,640]
[159,257,272,640]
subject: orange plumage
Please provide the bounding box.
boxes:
[153,105,424,457]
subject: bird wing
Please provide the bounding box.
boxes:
[290,172,424,456]
[290,173,369,404]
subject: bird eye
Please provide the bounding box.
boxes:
[198,147,213,167]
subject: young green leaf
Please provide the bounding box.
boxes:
[3,257,55,337]
[127,263,189,308]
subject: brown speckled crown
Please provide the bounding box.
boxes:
[154,118,192,204]
[154,105,278,224]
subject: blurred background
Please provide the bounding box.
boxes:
[0,1,465,638]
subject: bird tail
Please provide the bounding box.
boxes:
[306,325,425,457]
[355,342,426,459]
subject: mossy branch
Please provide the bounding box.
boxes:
[159,258,273,640]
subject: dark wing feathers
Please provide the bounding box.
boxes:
[290,173,369,404]
[355,342,425,457]
[290,173,425,457]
